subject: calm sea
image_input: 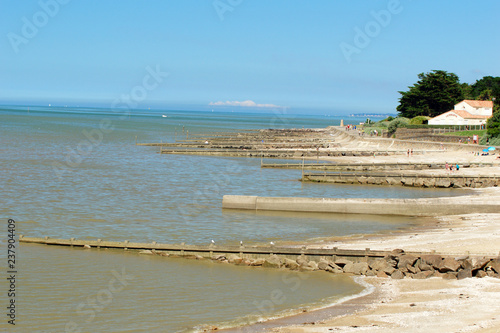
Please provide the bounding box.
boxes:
[0,106,463,332]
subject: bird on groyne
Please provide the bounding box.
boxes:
[240,241,243,246]
[270,241,275,246]
[211,240,215,245]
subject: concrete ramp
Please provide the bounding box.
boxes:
[222,195,499,216]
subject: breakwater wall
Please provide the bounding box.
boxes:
[221,195,500,216]
[302,172,500,188]
[20,236,500,280]
[262,162,492,171]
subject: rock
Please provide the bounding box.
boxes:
[250,258,265,266]
[263,255,281,268]
[397,254,418,269]
[366,270,376,277]
[195,255,203,260]
[442,272,457,280]
[307,261,318,271]
[391,249,405,255]
[370,259,396,275]
[420,254,443,269]
[413,271,433,279]
[475,270,487,278]
[296,257,309,266]
[283,258,299,270]
[328,262,343,271]
[485,259,500,274]
[460,258,473,270]
[376,271,389,278]
[334,258,353,267]
[407,264,420,274]
[83,244,91,249]
[227,254,243,264]
[391,270,405,279]
[471,257,491,271]
[317,260,330,271]
[457,269,472,280]
[343,262,369,275]
[438,258,461,273]
[139,250,153,255]
[212,254,226,261]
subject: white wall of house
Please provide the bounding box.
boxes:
[428,112,487,126]
[454,101,492,116]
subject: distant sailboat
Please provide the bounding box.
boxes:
[162,115,168,118]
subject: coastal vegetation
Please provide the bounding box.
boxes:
[397,71,500,119]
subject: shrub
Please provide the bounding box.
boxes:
[388,117,410,134]
[409,116,431,125]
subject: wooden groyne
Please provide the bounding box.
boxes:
[302,171,500,188]
[20,236,500,279]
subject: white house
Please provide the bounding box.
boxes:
[428,100,493,126]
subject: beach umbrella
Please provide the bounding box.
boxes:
[488,146,496,151]
[483,148,489,152]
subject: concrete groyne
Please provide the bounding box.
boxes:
[262,162,493,171]
[20,236,500,280]
[221,195,500,216]
[302,171,500,188]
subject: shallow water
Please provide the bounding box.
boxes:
[0,106,466,331]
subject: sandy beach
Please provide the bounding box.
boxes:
[271,147,500,332]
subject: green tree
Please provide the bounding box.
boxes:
[470,76,500,101]
[477,89,493,100]
[487,104,500,138]
[397,70,464,118]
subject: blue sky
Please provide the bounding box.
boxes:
[1,0,499,115]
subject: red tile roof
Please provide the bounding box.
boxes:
[460,100,494,108]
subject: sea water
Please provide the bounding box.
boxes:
[0,106,463,332]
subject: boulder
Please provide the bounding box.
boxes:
[420,254,443,269]
[457,269,472,280]
[344,262,369,275]
[376,271,389,278]
[296,257,309,266]
[250,258,265,266]
[283,258,299,270]
[139,250,153,255]
[263,255,281,268]
[438,258,461,273]
[365,270,376,277]
[334,258,354,267]
[397,254,418,269]
[413,271,433,279]
[212,254,226,261]
[485,259,500,274]
[317,260,330,271]
[227,254,242,264]
[391,270,405,279]
[442,272,457,280]
[471,257,491,271]
[407,264,420,274]
[475,270,487,278]
[83,244,91,249]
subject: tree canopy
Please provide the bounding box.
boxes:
[397,70,464,118]
[468,76,500,101]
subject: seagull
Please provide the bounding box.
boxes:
[240,241,243,246]
[270,241,275,246]
[211,240,215,244]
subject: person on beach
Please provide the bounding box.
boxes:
[445,162,449,172]
[456,163,459,171]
